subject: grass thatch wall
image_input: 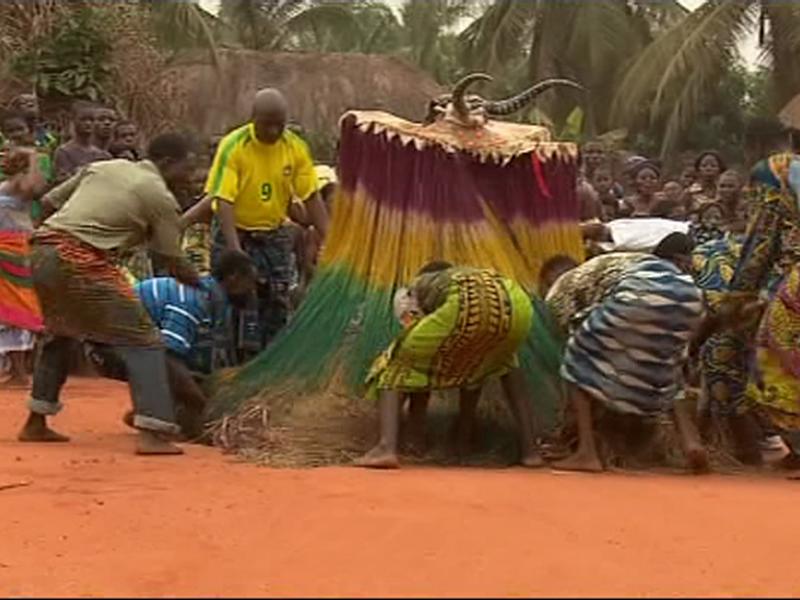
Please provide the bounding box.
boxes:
[165,49,443,151]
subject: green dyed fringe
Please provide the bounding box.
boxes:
[209,264,398,418]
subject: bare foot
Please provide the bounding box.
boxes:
[354,445,399,469]
[685,446,710,474]
[18,416,70,442]
[18,425,70,442]
[552,452,604,473]
[122,410,135,430]
[520,452,546,468]
[136,431,184,456]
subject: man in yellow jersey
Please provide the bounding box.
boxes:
[206,88,328,352]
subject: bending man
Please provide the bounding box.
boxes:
[356,262,541,469]
[88,250,256,439]
[18,134,199,455]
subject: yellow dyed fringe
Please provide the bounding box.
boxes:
[321,185,584,292]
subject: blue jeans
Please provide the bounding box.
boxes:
[28,336,178,434]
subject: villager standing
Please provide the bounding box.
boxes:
[207,88,329,354]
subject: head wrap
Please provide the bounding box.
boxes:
[315,164,338,188]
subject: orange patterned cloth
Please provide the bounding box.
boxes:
[748,265,800,430]
[0,231,43,332]
[29,228,160,347]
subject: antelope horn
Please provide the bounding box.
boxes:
[484,78,584,116]
[451,73,493,118]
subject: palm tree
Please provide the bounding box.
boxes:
[458,0,686,135]
[145,0,220,62]
[398,0,473,82]
[290,2,402,54]
[612,1,800,157]
[218,0,360,52]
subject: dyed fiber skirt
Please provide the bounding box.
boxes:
[367,270,533,393]
[30,229,161,347]
[747,266,800,431]
[560,257,704,416]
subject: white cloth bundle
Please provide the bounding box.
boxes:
[601,218,690,253]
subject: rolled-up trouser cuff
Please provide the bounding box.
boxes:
[28,398,63,416]
[133,414,180,435]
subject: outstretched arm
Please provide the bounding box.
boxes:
[180,195,213,230]
[304,192,329,239]
[216,200,242,253]
[39,166,88,221]
[15,149,46,200]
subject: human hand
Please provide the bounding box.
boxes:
[172,259,201,288]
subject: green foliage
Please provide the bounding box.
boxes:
[12,7,111,102]
[559,106,584,142]
[145,0,220,65]
[2,0,796,159]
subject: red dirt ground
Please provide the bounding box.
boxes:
[0,378,798,597]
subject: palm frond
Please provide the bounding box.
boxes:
[763,2,800,107]
[280,3,360,43]
[565,0,638,83]
[458,0,534,75]
[147,0,220,67]
[631,0,689,32]
[611,0,755,156]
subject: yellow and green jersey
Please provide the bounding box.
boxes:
[205,123,318,231]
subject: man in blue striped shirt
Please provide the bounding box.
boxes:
[86,250,256,438]
[139,249,255,369]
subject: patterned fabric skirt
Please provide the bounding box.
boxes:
[0,230,43,332]
[692,235,753,416]
[30,228,160,347]
[561,257,704,416]
[0,230,42,353]
[747,265,800,431]
[367,270,533,392]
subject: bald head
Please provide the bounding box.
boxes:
[252,88,288,144]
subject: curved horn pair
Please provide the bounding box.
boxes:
[483,78,584,116]
[450,73,493,118]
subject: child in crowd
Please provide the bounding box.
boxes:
[109,120,141,161]
[592,166,624,221]
[0,148,47,386]
[663,180,683,206]
[0,111,54,224]
[691,202,726,245]
[679,165,696,189]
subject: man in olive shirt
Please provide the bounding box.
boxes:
[18,133,199,455]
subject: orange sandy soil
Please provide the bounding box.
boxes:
[0,378,798,597]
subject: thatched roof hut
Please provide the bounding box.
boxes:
[166,49,443,140]
[779,93,800,130]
